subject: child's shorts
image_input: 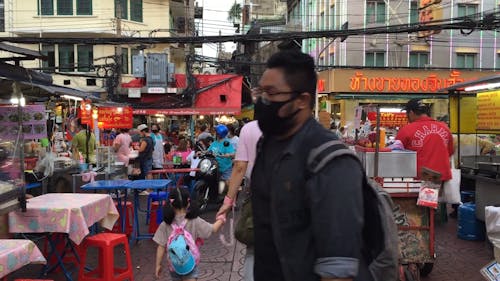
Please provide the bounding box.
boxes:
[170,267,199,281]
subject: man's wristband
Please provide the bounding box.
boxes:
[223,195,235,206]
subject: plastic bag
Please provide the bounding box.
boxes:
[441,156,461,204]
[417,181,440,209]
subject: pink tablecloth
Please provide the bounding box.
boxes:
[8,193,119,245]
[0,239,46,278]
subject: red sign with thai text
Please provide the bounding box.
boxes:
[367,112,408,128]
[97,106,133,129]
[78,100,92,125]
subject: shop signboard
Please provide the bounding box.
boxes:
[97,106,133,129]
[477,91,500,131]
[321,69,498,94]
[367,112,408,128]
[0,104,47,140]
[78,100,92,125]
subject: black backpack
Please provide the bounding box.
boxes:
[307,140,399,281]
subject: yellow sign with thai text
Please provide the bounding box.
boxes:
[477,91,500,131]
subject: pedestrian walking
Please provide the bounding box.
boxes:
[250,50,372,281]
[151,123,165,170]
[153,188,225,280]
[137,124,154,181]
[113,128,132,166]
[217,120,261,281]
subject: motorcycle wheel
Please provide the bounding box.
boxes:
[194,181,210,212]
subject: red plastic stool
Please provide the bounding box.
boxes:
[110,201,134,235]
[42,234,80,272]
[148,201,164,234]
[14,279,54,281]
[78,233,134,281]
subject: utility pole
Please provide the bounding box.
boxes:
[114,0,123,96]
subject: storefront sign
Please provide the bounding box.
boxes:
[477,91,500,131]
[418,0,443,38]
[367,112,408,128]
[78,100,92,125]
[0,104,47,140]
[320,69,498,94]
[97,106,133,129]
[349,70,467,93]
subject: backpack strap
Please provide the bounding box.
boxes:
[307,140,358,174]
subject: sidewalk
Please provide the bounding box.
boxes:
[8,210,494,281]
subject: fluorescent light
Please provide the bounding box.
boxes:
[61,95,83,101]
[380,108,403,113]
[10,97,26,106]
[464,82,500,92]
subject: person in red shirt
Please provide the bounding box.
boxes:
[396,98,454,181]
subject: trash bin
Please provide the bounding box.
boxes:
[458,202,485,241]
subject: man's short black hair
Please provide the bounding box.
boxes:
[200,124,207,132]
[266,50,317,108]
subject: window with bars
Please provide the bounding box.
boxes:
[457,4,478,18]
[77,0,92,15]
[121,48,129,74]
[41,44,56,73]
[496,54,500,69]
[366,1,385,24]
[77,45,93,72]
[38,0,92,15]
[409,52,429,68]
[410,1,418,24]
[365,51,385,67]
[456,53,476,68]
[59,44,75,72]
[330,4,335,29]
[0,0,4,32]
[57,0,73,15]
[329,53,335,66]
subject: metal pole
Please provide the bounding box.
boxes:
[115,0,123,96]
[374,105,381,177]
[456,91,461,167]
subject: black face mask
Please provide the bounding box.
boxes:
[255,96,300,136]
[152,130,159,134]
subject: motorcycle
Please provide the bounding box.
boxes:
[192,150,227,212]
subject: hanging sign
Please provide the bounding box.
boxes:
[367,112,408,128]
[97,106,133,129]
[476,91,500,131]
[0,104,47,140]
[78,100,92,125]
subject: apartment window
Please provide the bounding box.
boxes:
[0,0,4,32]
[456,53,476,68]
[39,0,92,16]
[410,1,418,24]
[121,48,129,74]
[366,1,385,23]
[330,4,335,29]
[130,0,143,22]
[41,44,56,73]
[366,51,385,67]
[77,45,93,72]
[39,0,54,15]
[458,4,478,18]
[57,0,73,15]
[329,53,335,65]
[77,0,92,15]
[115,0,128,19]
[409,52,429,68]
[59,44,75,72]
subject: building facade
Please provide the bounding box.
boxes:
[0,0,194,95]
[288,0,500,69]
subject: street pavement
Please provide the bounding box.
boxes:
[8,206,495,281]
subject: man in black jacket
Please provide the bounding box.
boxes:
[251,50,372,281]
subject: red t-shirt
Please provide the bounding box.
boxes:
[396,116,454,181]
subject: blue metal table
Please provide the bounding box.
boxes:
[123,180,172,243]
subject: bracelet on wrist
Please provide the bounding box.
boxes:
[223,195,235,206]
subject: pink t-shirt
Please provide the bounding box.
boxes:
[113,133,132,166]
[235,121,262,179]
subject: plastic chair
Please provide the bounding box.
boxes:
[110,201,134,236]
[146,191,168,224]
[148,201,165,234]
[78,233,134,281]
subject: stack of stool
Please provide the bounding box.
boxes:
[78,233,133,281]
[42,234,80,272]
[146,191,168,224]
[110,201,134,236]
[148,201,165,234]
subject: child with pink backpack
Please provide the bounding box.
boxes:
[153,188,226,280]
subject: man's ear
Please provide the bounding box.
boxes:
[296,93,312,109]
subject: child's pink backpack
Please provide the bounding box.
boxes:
[166,220,200,275]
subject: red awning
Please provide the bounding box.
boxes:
[132,74,243,115]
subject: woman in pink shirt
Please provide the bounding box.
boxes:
[113,128,133,166]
